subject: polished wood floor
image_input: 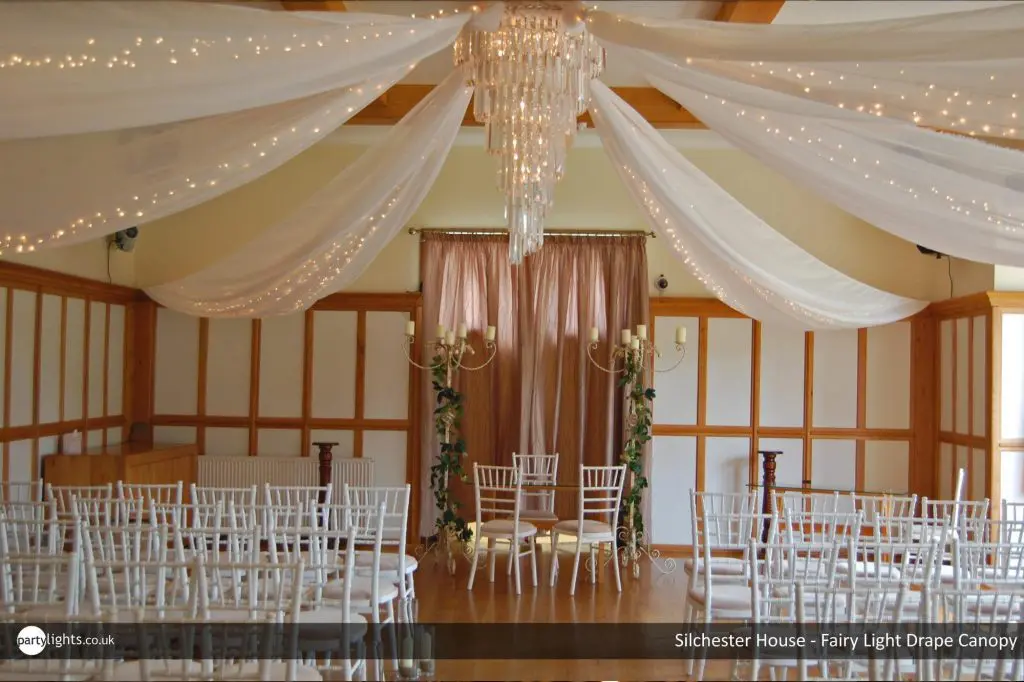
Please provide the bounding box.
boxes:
[414,548,737,681]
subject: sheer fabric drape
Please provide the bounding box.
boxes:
[418,233,648,534]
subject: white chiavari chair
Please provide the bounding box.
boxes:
[305,524,368,682]
[469,464,538,596]
[0,499,58,555]
[686,491,761,590]
[1001,499,1024,524]
[0,479,43,504]
[79,517,171,620]
[926,586,1024,682]
[190,484,258,516]
[68,494,116,529]
[117,481,183,507]
[47,483,113,518]
[795,581,914,682]
[549,464,625,596]
[852,493,918,527]
[0,553,100,682]
[194,557,322,682]
[265,483,330,520]
[921,497,990,542]
[955,536,1024,594]
[512,452,560,546]
[342,484,415,602]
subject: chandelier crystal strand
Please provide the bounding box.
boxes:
[456,2,604,263]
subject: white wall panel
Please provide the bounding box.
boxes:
[153,426,196,445]
[0,290,6,422]
[759,324,805,428]
[39,436,58,459]
[1001,451,1024,503]
[63,297,84,421]
[811,440,856,492]
[85,429,104,450]
[812,330,858,428]
[938,443,953,499]
[971,449,986,501]
[87,302,106,418]
[651,317,698,425]
[7,440,32,483]
[703,437,750,495]
[9,290,35,427]
[972,316,986,438]
[105,427,122,446]
[311,311,357,420]
[364,431,406,486]
[257,429,301,457]
[204,428,249,457]
[706,318,752,426]
[650,435,697,545]
[154,308,199,415]
[309,430,355,460]
[258,314,303,418]
[757,438,804,488]
[955,318,970,435]
[38,295,62,424]
[364,312,410,420]
[205,319,251,417]
[940,320,953,433]
[866,323,910,430]
[1001,314,1024,440]
[864,441,910,494]
[107,304,124,416]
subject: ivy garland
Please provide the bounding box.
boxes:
[428,355,473,544]
[620,347,655,541]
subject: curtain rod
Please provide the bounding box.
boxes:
[408,227,655,238]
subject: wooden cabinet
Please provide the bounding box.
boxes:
[42,442,197,496]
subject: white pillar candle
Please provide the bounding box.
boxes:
[631,337,640,350]
[436,324,446,339]
[445,331,455,346]
[405,321,415,337]
[621,329,631,345]
[589,327,599,343]
[485,325,496,342]
[457,323,468,339]
[676,326,687,344]
[636,324,647,340]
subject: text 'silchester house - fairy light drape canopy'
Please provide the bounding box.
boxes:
[4,1,1024,328]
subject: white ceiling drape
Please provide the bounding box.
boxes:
[145,70,472,318]
[612,47,1024,267]
[589,81,926,329]
[0,2,469,138]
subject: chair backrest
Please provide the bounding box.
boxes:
[265,482,331,511]
[0,547,80,616]
[774,490,840,516]
[512,452,559,513]
[342,484,410,546]
[852,538,940,590]
[473,464,522,524]
[780,510,863,546]
[690,490,761,554]
[47,483,113,516]
[117,480,183,506]
[922,497,990,540]
[852,493,918,525]
[190,483,258,510]
[577,464,626,529]
[0,479,43,504]
[955,538,1024,589]
[1002,499,1024,524]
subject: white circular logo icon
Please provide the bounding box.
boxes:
[17,626,46,656]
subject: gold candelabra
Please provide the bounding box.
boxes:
[403,321,496,575]
[587,323,686,577]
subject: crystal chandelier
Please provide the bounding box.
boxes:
[455,1,605,264]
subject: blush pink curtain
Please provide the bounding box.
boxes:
[418,233,649,533]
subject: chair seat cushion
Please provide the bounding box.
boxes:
[298,609,368,644]
[479,519,537,537]
[323,576,399,604]
[837,560,903,579]
[687,583,752,614]
[552,519,613,537]
[683,557,747,577]
[519,510,559,521]
[353,550,418,574]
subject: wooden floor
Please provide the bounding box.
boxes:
[414,548,736,681]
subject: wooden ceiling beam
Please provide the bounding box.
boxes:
[281,1,347,10]
[349,84,705,128]
[715,0,786,24]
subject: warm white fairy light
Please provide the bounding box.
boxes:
[697,91,1024,239]
[0,72,405,256]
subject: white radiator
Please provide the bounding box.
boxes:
[198,456,374,503]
